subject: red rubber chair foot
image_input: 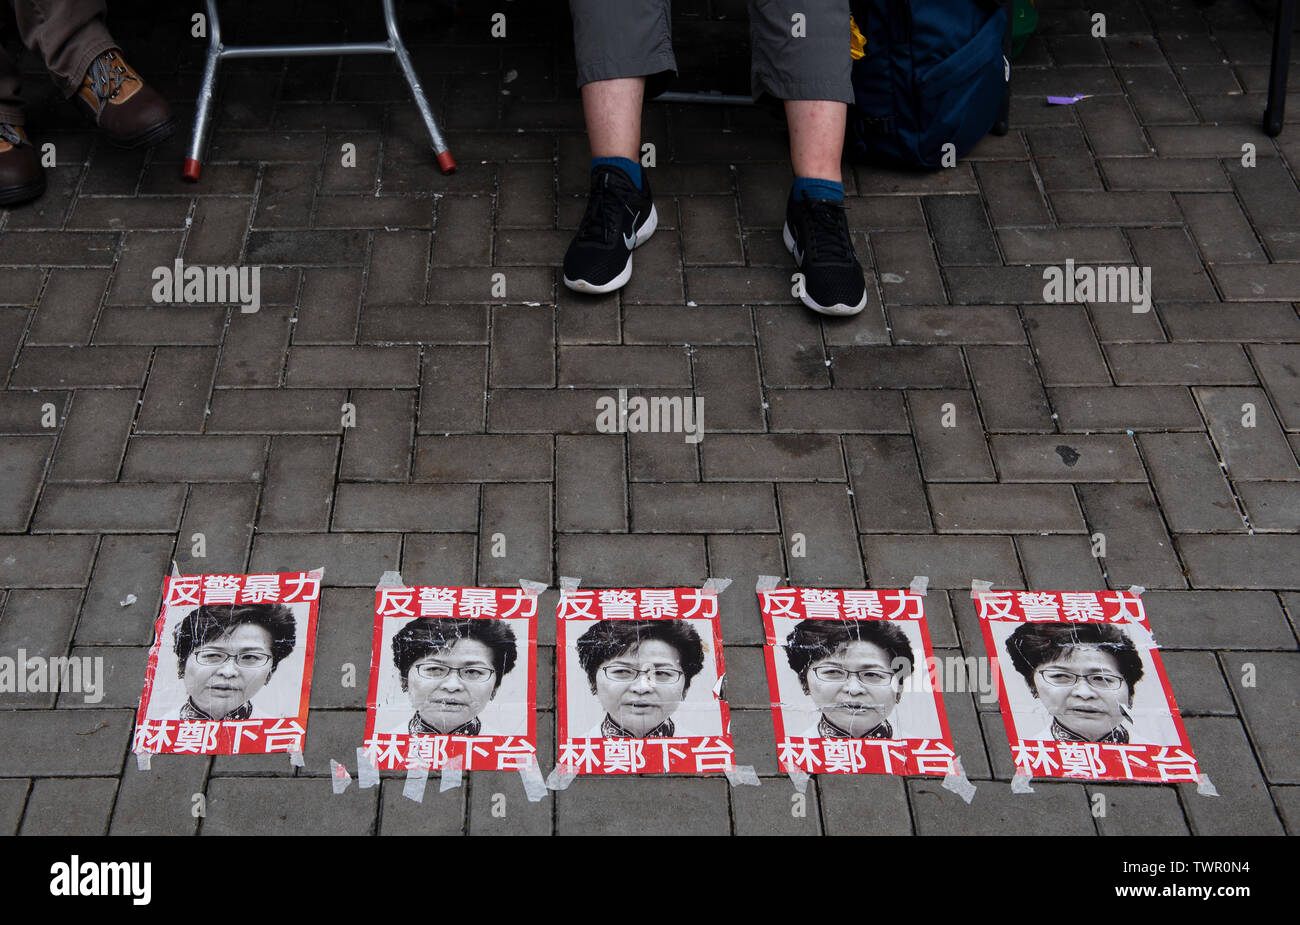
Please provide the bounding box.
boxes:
[182,158,202,181]
[436,150,456,174]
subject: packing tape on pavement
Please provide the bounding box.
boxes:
[440,756,464,792]
[1127,585,1145,596]
[135,751,151,772]
[703,577,732,595]
[546,763,578,791]
[910,575,929,596]
[355,747,379,789]
[377,570,404,587]
[725,764,761,788]
[559,576,581,594]
[942,756,977,804]
[288,748,304,768]
[519,757,548,802]
[755,575,781,592]
[970,578,993,595]
[1197,773,1219,797]
[403,766,429,803]
[1011,770,1035,794]
[785,764,810,794]
[519,578,547,595]
[330,759,353,794]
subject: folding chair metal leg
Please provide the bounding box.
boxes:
[383,0,454,172]
[1263,0,1295,137]
[184,0,223,181]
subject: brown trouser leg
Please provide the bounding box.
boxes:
[0,0,115,124]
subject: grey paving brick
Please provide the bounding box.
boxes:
[287,346,420,389]
[1218,652,1298,784]
[1048,191,1180,225]
[930,484,1085,533]
[845,435,932,533]
[295,268,362,343]
[767,389,907,433]
[307,588,374,710]
[1161,303,1300,343]
[488,307,556,389]
[1102,158,1229,192]
[627,428,699,482]
[0,590,80,707]
[74,534,172,646]
[777,483,865,587]
[557,534,708,587]
[338,390,415,481]
[479,484,551,587]
[908,391,996,482]
[20,778,117,835]
[1214,263,1300,301]
[1197,387,1300,480]
[1086,784,1189,836]
[862,536,1022,590]
[359,305,488,344]
[109,755,208,835]
[1177,717,1284,835]
[1237,481,1300,531]
[1140,433,1244,532]
[487,388,628,434]
[730,774,824,835]
[1145,591,1297,649]
[701,434,843,481]
[910,778,1095,835]
[888,306,1024,345]
[207,388,349,433]
[1015,535,1107,590]
[415,434,551,481]
[1249,344,1300,432]
[136,347,218,433]
[0,436,51,531]
[0,391,68,435]
[27,268,110,345]
[214,307,293,387]
[94,306,227,346]
[1024,305,1112,386]
[1162,651,1238,716]
[1176,192,1269,264]
[555,777,730,835]
[831,345,967,389]
[174,484,259,575]
[419,346,486,434]
[367,231,430,303]
[249,533,400,586]
[121,435,267,482]
[1227,157,1300,232]
[431,195,493,266]
[0,709,132,775]
[559,345,691,389]
[922,195,999,266]
[33,483,186,533]
[756,306,830,388]
[872,230,946,304]
[684,266,790,305]
[1050,386,1203,431]
[555,436,626,533]
[56,644,147,711]
[817,773,911,835]
[991,434,1146,482]
[693,345,764,431]
[967,345,1055,432]
[623,304,752,346]
[378,777,467,835]
[0,535,97,588]
[681,196,743,265]
[202,778,378,835]
[46,389,136,482]
[1272,786,1300,836]
[708,534,785,645]
[260,435,339,531]
[975,161,1052,227]
[106,231,182,305]
[1179,536,1300,590]
[1086,299,1166,345]
[1106,343,1257,386]
[332,483,477,532]
[11,346,150,389]
[1076,484,1187,589]
[398,535,478,589]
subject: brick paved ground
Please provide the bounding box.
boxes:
[1,0,1297,835]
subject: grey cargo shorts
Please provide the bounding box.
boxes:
[569,0,853,104]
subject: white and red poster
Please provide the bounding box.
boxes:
[760,587,958,776]
[976,590,1201,783]
[134,571,322,756]
[363,585,538,772]
[557,588,734,774]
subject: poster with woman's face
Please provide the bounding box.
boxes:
[556,588,734,775]
[976,590,1202,783]
[363,586,537,772]
[759,587,957,776]
[134,572,321,756]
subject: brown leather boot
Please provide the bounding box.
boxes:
[75,49,175,148]
[0,124,45,207]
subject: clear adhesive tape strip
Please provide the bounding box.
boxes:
[724,765,761,787]
[1196,773,1219,797]
[288,748,304,768]
[1011,770,1035,794]
[910,575,929,596]
[702,577,732,595]
[170,560,182,579]
[439,756,464,793]
[785,764,811,794]
[558,576,581,594]
[970,578,993,595]
[376,570,404,587]
[355,747,379,789]
[1127,585,1146,596]
[519,578,547,595]
[941,756,977,804]
[755,575,780,592]
[519,758,548,802]
[135,751,151,772]
[546,764,578,791]
[330,759,353,794]
[403,767,429,803]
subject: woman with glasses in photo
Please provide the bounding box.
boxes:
[172,604,298,721]
[391,617,519,736]
[1004,622,1145,744]
[785,619,915,738]
[574,619,706,738]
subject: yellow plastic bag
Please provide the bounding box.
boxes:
[850,14,865,60]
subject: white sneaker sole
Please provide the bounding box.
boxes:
[563,205,659,294]
[783,221,868,316]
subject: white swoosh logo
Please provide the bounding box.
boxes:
[623,212,639,249]
[791,242,804,265]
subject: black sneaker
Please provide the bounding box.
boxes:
[783,192,868,316]
[563,164,657,294]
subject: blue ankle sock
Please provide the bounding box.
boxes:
[792,176,844,202]
[592,156,642,189]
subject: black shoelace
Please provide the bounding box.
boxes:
[803,196,855,263]
[576,169,630,245]
[87,52,138,104]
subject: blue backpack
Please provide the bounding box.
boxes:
[847,0,1008,169]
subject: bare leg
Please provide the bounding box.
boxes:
[582,76,646,161]
[784,99,846,182]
